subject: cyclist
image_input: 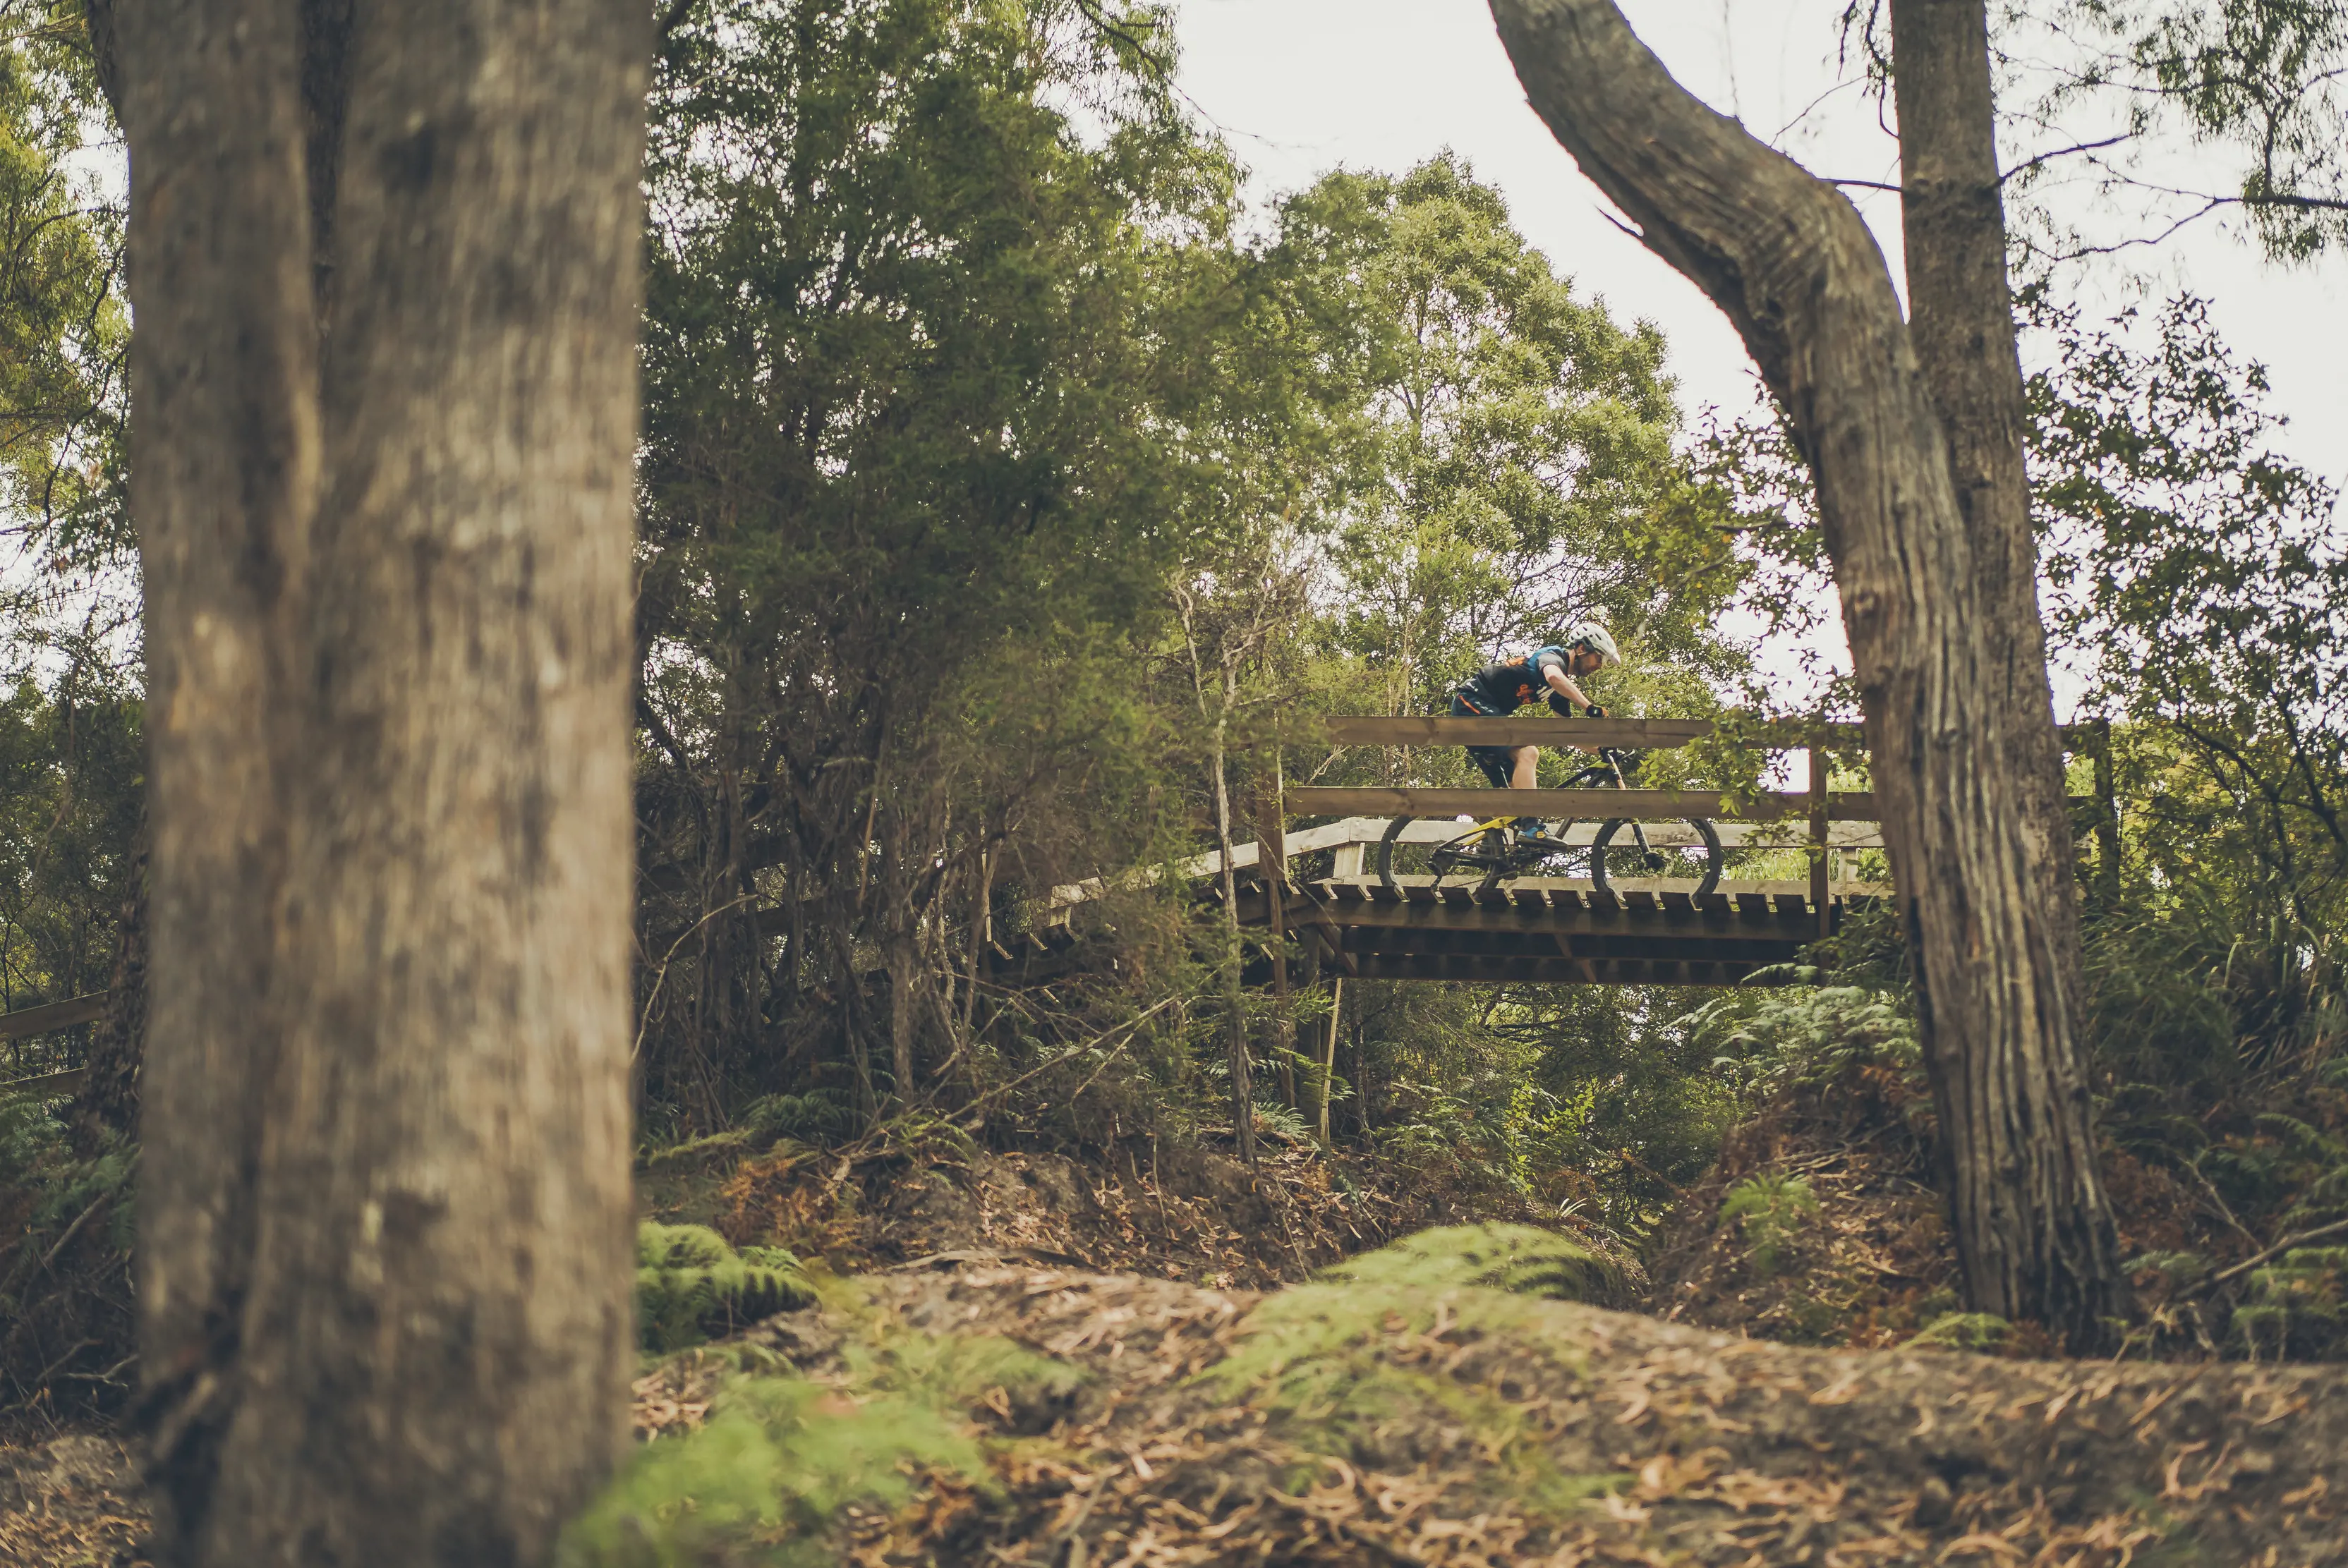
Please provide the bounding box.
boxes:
[1450,623,1621,829]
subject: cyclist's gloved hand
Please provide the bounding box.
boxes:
[1585,703,1609,719]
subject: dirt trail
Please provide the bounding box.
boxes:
[656,1261,2348,1566]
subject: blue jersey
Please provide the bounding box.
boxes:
[1453,647,1571,715]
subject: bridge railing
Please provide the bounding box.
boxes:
[1261,712,1874,940]
[1257,712,2119,938]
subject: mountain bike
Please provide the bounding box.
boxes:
[1374,746,1724,897]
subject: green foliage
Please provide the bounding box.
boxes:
[631,0,1279,1126]
[1719,1174,1820,1277]
[1276,154,1741,718]
[0,679,141,1060]
[2042,0,2348,260]
[0,1093,135,1415]
[1314,1223,1629,1305]
[0,4,127,573]
[567,1289,1079,1567]
[635,1222,819,1354]
[1904,1312,2013,1355]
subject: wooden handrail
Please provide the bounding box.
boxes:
[1283,786,1880,821]
[0,992,108,1043]
[1295,714,2114,753]
[1312,715,1717,747]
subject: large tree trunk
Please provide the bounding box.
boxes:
[1489,0,2126,1345]
[1891,0,2088,1016]
[103,0,648,1560]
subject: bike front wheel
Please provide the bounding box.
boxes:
[1377,815,1509,894]
[1590,817,1724,897]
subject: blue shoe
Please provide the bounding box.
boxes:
[1511,816,1542,838]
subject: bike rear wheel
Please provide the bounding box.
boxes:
[1590,817,1724,897]
[1377,815,1509,894]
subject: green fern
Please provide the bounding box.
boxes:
[1719,1173,1819,1277]
[1313,1224,1628,1304]
[2232,1246,2348,1361]
[1904,1312,2011,1354]
[1198,1233,1628,1517]
[567,1294,1079,1568]
[635,1222,818,1353]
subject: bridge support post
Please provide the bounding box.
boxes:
[1315,977,1342,1143]
[1257,791,1294,1109]
[1809,743,1831,940]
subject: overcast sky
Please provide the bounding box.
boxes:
[1168,0,2343,479]
[1167,0,2346,710]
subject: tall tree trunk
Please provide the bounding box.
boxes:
[1489,0,2126,1345]
[1890,0,2121,1330]
[102,0,648,1560]
[1891,0,2087,1014]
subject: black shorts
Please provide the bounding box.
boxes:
[1451,693,1516,789]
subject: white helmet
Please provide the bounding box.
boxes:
[1564,621,1621,667]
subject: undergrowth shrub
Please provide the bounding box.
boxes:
[0,1094,136,1418]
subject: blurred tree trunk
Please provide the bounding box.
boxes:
[93,0,648,1561]
[1489,0,2126,1347]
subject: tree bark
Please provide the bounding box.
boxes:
[105,0,648,1560]
[1890,0,2087,1022]
[1489,0,2126,1345]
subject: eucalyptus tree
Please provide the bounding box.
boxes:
[632,0,1298,1126]
[1276,156,1738,719]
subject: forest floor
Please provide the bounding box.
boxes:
[622,1258,2348,1566]
[8,1122,2342,1566]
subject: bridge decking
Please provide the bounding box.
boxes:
[1249,876,1865,986]
[984,875,1877,988]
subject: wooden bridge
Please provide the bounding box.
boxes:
[988,713,2117,991]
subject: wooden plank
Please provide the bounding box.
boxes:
[1312,715,1715,748]
[0,992,107,1043]
[1342,951,1779,986]
[1284,786,1881,822]
[0,1066,85,1099]
[1342,930,1808,965]
[1265,897,1809,942]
